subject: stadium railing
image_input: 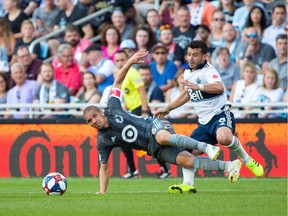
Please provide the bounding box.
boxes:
[0,102,287,119]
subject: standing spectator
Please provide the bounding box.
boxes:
[159,24,177,62]
[3,0,28,39]
[187,0,216,26]
[48,0,93,55]
[10,20,41,64]
[84,44,115,93]
[214,47,241,97]
[252,68,284,118]
[0,72,8,118]
[145,8,162,42]
[4,62,38,119]
[10,46,42,88]
[242,6,267,41]
[236,27,276,72]
[54,44,82,96]
[33,63,70,119]
[132,24,155,64]
[158,0,180,27]
[149,43,178,94]
[229,62,258,118]
[32,0,61,37]
[218,0,237,24]
[100,25,121,63]
[172,6,196,67]
[209,10,226,48]
[111,7,134,41]
[269,34,287,90]
[74,71,101,104]
[0,17,15,60]
[262,4,286,52]
[166,68,190,119]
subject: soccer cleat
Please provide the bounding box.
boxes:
[168,183,197,194]
[246,159,264,177]
[122,170,139,179]
[227,159,242,183]
[159,171,171,179]
[206,145,221,160]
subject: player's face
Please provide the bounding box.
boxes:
[84,109,107,130]
[187,47,207,69]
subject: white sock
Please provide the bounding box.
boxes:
[182,167,196,186]
[227,136,250,164]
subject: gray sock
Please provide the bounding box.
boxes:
[194,156,226,171]
[227,136,250,164]
[170,134,207,152]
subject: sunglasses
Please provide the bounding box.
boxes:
[246,33,257,38]
[214,18,225,22]
[154,51,167,55]
[160,24,171,31]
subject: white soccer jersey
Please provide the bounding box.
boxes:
[184,61,231,124]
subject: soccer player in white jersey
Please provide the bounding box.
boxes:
[155,40,264,194]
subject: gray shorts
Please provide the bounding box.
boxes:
[147,118,185,165]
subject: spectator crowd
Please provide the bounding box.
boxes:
[0,0,287,119]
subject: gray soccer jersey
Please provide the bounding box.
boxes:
[184,61,231,124]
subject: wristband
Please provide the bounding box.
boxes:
[141,110,149,113]
[198,84,204,91]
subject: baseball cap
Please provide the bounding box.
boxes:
[152,43,168,52]
[120,39,136,49]
[84,44,102,53]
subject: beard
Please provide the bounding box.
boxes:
[69,39,79,46]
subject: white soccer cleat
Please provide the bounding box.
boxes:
[227,159,242,183]
[206,145,221,160]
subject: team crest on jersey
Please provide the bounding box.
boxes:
[196,78,201,84]
[114,115,124,123]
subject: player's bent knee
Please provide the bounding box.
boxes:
[155,130,170,145]
[176,151,194,168]
[218,136,233,145]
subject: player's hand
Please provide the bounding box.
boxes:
[180,80,198,90]
[154,107,170,118]
[127,49,149,65]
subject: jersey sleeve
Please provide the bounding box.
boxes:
[97,136,113,164]
[107,88,122,108]
[205,68,223,84]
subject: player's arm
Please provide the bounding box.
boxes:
[113,49,148,89]
[97,163,109,194]
[154,90,190,118]
[137,85,149,115]
[181,80,224,94]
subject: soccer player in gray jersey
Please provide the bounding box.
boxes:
[83,49,242,194]
[155,40,264,194]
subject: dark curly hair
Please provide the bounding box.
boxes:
[188,40,208,54]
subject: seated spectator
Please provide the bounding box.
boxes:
[100,25,121,63]
[0,17,15,59]
[19,0,40,18]
[0,47,9,72]
[52,24,92,70]
[74,71,101,104]
[209,10,226,48]
[54,44,82,96]
[145,8,162,41]
[236,27,276,72]
[269,34,287,90]
[252,68,284,118]
[3,0,28,39]
[10,20,41,64]
[166,68,190,119]
[149,43,178,94]
[242,6,267,41]
[111,7,134,41]
[218,0,237,24]
[158,0,180,27]
[33,63,70,119]
[119,39,137,58]
[32,0,61,37]
[131,24,155,64]
[4,62,39,119]
[214,47,241,97]
[194,24,216,63]
[159,24,176,61]
[229,62,259,118]
[10,46,42,88]
[187,0,216,26]
[262,4,286,53]
[0,72,8,118]
[84,44,114,93]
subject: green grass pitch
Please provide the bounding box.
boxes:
[0,177,286,216]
